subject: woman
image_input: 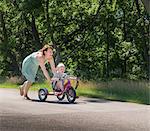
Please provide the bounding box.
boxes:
[20,44,56,100]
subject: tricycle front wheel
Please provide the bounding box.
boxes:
[66,87,76,103]
[38,88,48,102]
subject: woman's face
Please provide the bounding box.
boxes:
[45,48,53,59]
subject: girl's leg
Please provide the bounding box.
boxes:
[56,81,64,91]
[23,81,32,99]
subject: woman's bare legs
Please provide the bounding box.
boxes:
[23,81,32,99]
[19,81,27,96]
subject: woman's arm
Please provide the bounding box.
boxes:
[37,55,51,83]
[47,57,56,74]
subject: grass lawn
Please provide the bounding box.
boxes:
[78,80,150,105]
[0,79,149,105]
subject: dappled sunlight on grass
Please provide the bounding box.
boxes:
[76,79,149,104]
[103,79,149,104]
[31,82,53,92]
[0,79,149,104]
[0,82,18,88]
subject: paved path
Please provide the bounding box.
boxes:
[0,88,149,131]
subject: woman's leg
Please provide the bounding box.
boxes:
[23,81,32,99]
[19,81,27,96]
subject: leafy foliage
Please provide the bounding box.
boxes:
[0,0,149,80]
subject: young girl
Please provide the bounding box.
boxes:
[20,44,56,100]
[51,63,77,93]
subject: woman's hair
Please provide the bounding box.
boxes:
[40,44,53,55]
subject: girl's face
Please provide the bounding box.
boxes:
[58,66,65,73]
[45,48,53,59]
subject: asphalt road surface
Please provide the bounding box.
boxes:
[0,88,149,131]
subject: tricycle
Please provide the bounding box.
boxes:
[38,77,79,103]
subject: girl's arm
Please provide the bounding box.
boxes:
[69,76,77,80]
[51,77,59,81]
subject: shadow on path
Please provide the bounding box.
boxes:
[30,99,80,105]
[30,97,110,105]
[83,98,110,103]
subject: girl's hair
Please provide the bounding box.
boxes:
[40,44,53,55]
[57,63,65,68]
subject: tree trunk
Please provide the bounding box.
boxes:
[122,59,127,78]
[31,15,42,49]
[106,20,109,79]
[122,9,127,78]
[142,22,149,79]
[123,9,126,41]
[143,0,150,79]
[135,0,141,16]
[0,12,8,44]
[142,0,150,14]
[45,0,61,64]
[135,0,149,79]
[1,12,20,75]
